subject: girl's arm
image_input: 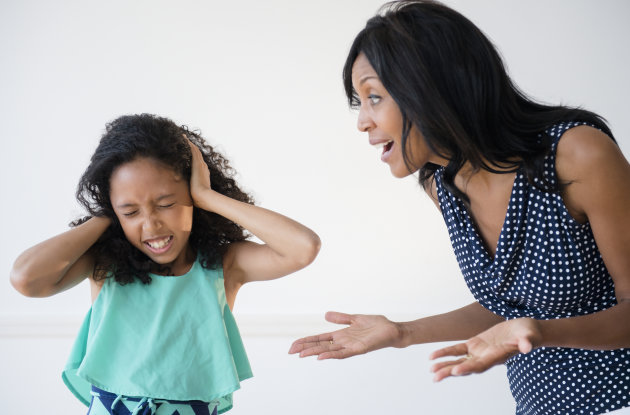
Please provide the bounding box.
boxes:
[289,302,504,359]
[10,216,110,297]
[430,126,630,381]
[187,141,321,292]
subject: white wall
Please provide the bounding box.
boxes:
[1,0,628,414]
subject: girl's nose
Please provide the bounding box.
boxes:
[142,213,161,232]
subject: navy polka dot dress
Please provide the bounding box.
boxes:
[434,122,630,414]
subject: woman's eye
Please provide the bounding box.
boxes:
[368,94,382,105]
[123,211,138,217]
[159,203,175,209]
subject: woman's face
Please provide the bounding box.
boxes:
[351,53,437,178]
[109,157,194,275]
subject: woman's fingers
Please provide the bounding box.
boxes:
[299,342,345,358]
[430,357,469,373]
[289,311,355,354]
[431,356,486,381]
[429,342,468,360]
[317,348,356,360]
[325,311,354,325]
[288,333,334,354]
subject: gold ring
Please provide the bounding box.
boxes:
[465,354,472,359]
[329,340,334,345]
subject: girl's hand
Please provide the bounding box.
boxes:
[288,311,403,360]
[429,317,541,382]
[187,139,214,208]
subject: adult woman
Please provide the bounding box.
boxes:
[289,1,630,414]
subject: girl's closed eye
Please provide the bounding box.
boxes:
[123,210,138,217]
[159,203,175,209]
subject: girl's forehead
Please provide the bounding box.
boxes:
[111,157,180,180]
[109,157,186,200]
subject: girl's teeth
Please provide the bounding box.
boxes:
[147,237,170,249]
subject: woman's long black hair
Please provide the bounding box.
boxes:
[343,0,613,203]
[72,113,253,284]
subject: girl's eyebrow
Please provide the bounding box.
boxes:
[115,194,176,209]
[155,193,176,202]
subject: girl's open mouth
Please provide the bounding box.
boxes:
[144,235,174,254]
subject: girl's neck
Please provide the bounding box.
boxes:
[153,244,196,276]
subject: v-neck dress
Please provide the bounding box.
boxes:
[434,122,630,415]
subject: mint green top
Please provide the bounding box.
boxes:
[62,258,252,413]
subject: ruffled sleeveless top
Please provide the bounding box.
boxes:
[62,258,252,413]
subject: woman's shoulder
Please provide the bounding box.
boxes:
[555,124,627,222]
[555,124,620,178]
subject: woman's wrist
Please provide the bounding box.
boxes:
[393,321,412,348]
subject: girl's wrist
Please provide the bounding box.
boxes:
[192,188,222,212]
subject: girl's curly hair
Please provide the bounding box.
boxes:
[72,113,253,284]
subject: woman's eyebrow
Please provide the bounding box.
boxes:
[359,75,378,86]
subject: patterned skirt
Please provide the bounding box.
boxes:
[87,386,220,415]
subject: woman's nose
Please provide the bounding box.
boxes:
[357,107,373,132]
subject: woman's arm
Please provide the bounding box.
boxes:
[430,126,630,381]
[534,126,630,347]
[289,302,504,359]
[187,141,321,293]
[10,216,110,297]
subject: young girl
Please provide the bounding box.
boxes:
[10,113,321,414]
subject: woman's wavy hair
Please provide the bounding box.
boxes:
[343,0,613,203]
[72,113,253,284]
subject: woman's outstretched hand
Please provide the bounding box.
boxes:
[429,317,542,382]
[288,311,403,360]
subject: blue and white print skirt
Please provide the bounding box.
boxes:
[87,386,219,415]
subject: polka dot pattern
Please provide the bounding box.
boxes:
[434,122,630,414]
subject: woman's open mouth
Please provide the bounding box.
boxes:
[381,140,394,162]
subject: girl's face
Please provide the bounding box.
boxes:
[351,53,440,177]
[109,157,194,275]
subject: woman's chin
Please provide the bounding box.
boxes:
[389,165,416,179]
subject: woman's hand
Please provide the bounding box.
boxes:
[187,139,215,208]
[429,317,541,382]
[289,311,403,360]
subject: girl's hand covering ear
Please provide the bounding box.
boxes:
[187,139,213,208]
